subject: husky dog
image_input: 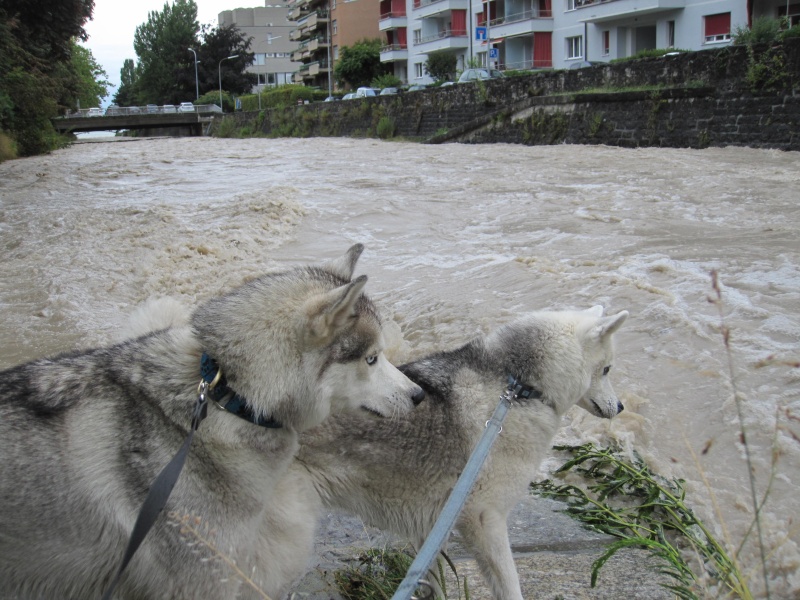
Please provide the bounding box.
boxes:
[296,306,628,600]
[0,244,423,600]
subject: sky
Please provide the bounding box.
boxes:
[81,0,261,104]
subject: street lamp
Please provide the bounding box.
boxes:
[187,48,199,100]
[257,35,283,110]
[218,54,239,110]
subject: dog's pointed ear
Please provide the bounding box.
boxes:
[321,243,365,281]
[585,305,604,317]
[304,275,368,347]
[592,310,628,339]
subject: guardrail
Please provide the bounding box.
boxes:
[61,104,221,118]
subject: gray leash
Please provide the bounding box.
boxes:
[391,377,534,600]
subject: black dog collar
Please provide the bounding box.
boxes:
[506,374,543,402]
[200,353,282,429]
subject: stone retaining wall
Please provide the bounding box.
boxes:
[217,40,800,150]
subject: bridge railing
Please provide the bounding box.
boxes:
[61,104,222,118]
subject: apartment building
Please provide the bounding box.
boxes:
[288,0,382,91]
[381,0,796,85]
[219,4,299,92]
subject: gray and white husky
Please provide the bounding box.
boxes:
[0,244,423,600]
[296,306,629,600]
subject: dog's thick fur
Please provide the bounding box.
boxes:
[0,244,423,600]
[296,306,628,600]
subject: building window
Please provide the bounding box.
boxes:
[566,35,582,59]
[668,20,675,47]
[602,30,610,55]
[415,62,424,78]
[704,12,731,43]
[331,0,336,8]
[566,0,576,10]
[332,19,338,35]
[413,29,422,43]
[778,3,800,26]
[333,45,339,59]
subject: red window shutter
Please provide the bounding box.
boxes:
[452,10,467,35]
[392,0,406,16]
[397,27,407,47]
[533,31,552,67]
[704,13,731,36]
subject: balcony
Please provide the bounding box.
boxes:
[569,0,685,23]
[380,43,409,62]
[379,11,408,31]
[412,0,469,19]
[489,9,554,38]
[415,28,469,52]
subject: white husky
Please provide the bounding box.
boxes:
[0,244,423,600]
[296,306,628,600]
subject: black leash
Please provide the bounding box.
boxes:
[100,354,281,599]
[100,384,209,600]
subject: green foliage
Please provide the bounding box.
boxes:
[732,16,784,46]
[334,548,414,600]
[334,39,387,89]
[197,23,257,99]
[70,42,111,110]
[0,2,99,156]
[781,23,800,40]
[0,132,18,162]
[113,59,139,107]
[425,53,458,82]
[133,0,201,104]
[376,116,396,139]
[371,73,403,89]
[532,444,752,600]
[237,85,326,111]
[214,115,239,138]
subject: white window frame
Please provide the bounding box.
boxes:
[566,0,576,11]
[566,35,583,59]
[602,30,610,55]
[414,62,424,78]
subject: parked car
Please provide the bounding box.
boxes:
[128,106,141,114]
[457,68,506,83]
[379,87,399,95]
[146,104,159,114]
[355,87,379,98]
[87,107,103,117]
[162,104,177,113]
[342,93,357,100]
[324,96,339,102]
[406,84,428,92]
[178,102,195,113]
[104,105,121,116]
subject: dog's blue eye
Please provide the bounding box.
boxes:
[603,366,611,376]
[366,355,378,366]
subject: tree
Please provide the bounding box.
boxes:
[197,23,256,98]
[1,2,102,156]
[113,59,139,107]
[133,0,200,105]
[334,39,386,89]
[425,53,457,82]
[70,42,111,108]
[1,0,94,62]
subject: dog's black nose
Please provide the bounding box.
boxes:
[617,401,624,414]
[411,387,426,405]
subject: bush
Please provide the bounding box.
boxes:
[376,116,396,139]
[0,131,18,162]
[732,16,784,46]
[425,53,457,82]
[371,73,403,89]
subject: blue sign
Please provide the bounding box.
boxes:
[475,26,487,41]
[489,48,499,59]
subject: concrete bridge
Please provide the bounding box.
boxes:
[52,104,221,135]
